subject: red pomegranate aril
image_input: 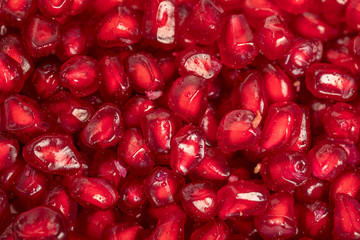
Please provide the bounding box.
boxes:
[190,220,229,240]
[27,57,61,100]
[217,180,270,220]
[23,134,82,175]
[123,95,156,128]
[147,202,184,221]
[43,91,94,134]
[60,55,99,97]
[90,149,127,188]
[296,201,333,239]
[349,34,360,58]
[260,151,311,192]
[0,158,25,193]
[126,52,164,100]
[69,0,89,15]
[199,105,219,146]
[76,208,121,240]
[259,101,302,151]
[261,62,296,103]
[293,12,339,41]
[0,0,36,26]
[189,147,230,184]
[0,133,19,171]
[308,141,347,180]
[144,167,185,207]
[12,206,67,240]
[255,15,294,60]
[254,192,296,240]
[117,175,146,217]
[180,182,217,222]
[186,0,224,45]
[147,210,186,240]
[0,34,33,81]
[3,95,50,143]
[0,190,9,233]
[330,169,360,204]
[102,222,144,240]
[12,164,48,208]
[323,103,360,144]
[81,103,124,149]
[69,176,119,210]
[295,176,330,203]
[98,54,132,104]
[118,129,155,176]
[242,0,283,28]
[97,6,141,48]
[38,0,72,17]
[333,194,360,239]
[274,0,310,14]
[346,0,360,30]
[177,47,222,80]
[42,185,78,227]
[22,15,60,57]
[217,14,258,69]
[217,110,261,153]
[0,53,24,104]
[142,0,177,50]
[319,0,348,25]
[168,75,208,123]
[140,108,180,161]
[288,106,311,152]
[231,70,268,116]
[280,38,323,78]
[170,125,205,175]
[57,21,87,61]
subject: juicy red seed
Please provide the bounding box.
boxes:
[69,176,119,209]
[81,103,124,149]
[97,6,141,48]
[274,0,310,14]
[254,192,296,239]
[217,180,270,220]
[102,222,144,240]
[170,125,206,175]
[330,169,360,204]
[144,167,185,207]
[0,0,37,26]
[308,141,347,180]
[218,14,258,69]
[242,0,282,28]
[168,75,208,123]
[349,35,360,58]
[217,109,261,153]
[60,55,99,97]
[255,15,294,60]
[38,0,72,17]
[126,52,164,100]
[22,15,60,57]
[306,63,358,102]
[199,105,219,146]
[260,151,311,192]
[190,220,229,240]
[147,210,186,240]
[23,134,82,175]
[0,133,19,171]
[12,206,67,240]
[180,182,217,222]
[294,176,330,203]
[123,95,156,128]
[346,0,360,30]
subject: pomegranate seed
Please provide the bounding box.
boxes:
[294,176,330,203]
[0,189,10,232]
[90,149,127,188]
[274,0,311,14]
[126,52,164,100]
[147,210,186,240]
[242,0,282,28]
[80,103,124,149]
[170,125,206,175]
[190,220,229,240]
[199,105,219,146]
[308,140,347,180]
[60,55,100,97]
[260,151,311,192]
[38,0,72,17]
[0,133,19,171]
[0,158,26,193]
[255,15,294,60]
[217,14,258,69]
[217,180,270,220]
[123,95,156,128]
[102,222,144,240]
[333,194,360,239]
[330,169,360,204]
[69,0,90,16]
[349,34,360,58]
[180,182,217,222]
[144,167,185,207]
[23,134,82,175]
[142,0,177,50]
[168,75,208,123]
[97,6,142,48]
[346,0,360,30]
[69,176,119,209]
[254,192,296,239]
[22,15,60,57]
[0,0,36,26]
[12,206,67,239]
[217,109,261,153]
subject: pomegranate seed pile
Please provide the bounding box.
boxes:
[1,0,360,239]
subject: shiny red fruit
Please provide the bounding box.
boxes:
[123,95,156,128]
[242,0,282,28]
[190,220,229,240]
[0,0,36,26]
[102,222,144,240]
[147,210,186,240]
[0,133,19,171]
[330,169,360,204]
[38,0,72,17]
[294,176,330,203]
